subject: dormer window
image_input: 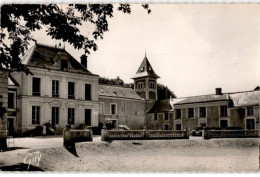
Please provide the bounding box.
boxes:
[140,67,144,72]
[148,67,152,71]
[61,60,68,71]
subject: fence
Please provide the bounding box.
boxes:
[203,130,259,139]
[63,129,93,146]
[101,129,189,141]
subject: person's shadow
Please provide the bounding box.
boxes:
[64,142,79,157]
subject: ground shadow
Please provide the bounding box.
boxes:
[64,142,79,157]
[0,163,44,171]
[1,147,28,152]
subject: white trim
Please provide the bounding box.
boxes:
[219,117,230,128]
[174,101,229,109]
[110,103,117,115]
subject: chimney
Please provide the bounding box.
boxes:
[80,55,87,69]
[215,88,222,95]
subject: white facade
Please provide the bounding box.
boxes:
[12,66,100,133]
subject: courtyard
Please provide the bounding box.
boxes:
[0,136,259,172]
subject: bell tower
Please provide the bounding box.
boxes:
[132,53,160,101]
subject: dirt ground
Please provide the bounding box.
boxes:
[0,137,259,172]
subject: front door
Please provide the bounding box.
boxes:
[7,118,14,136]
[246,119,255,130]
[220,120,228,129]
[85,109,91,126]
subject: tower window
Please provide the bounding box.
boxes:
[137,82,143,89]
[140,67,144,72]
[149,82,155,88]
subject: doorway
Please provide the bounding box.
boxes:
[246,119,255,130]
[220,120,228,129]
[7,118,14,136]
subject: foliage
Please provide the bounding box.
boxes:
[157,83,177,100]
[0,4,151,74]
[99,76,125,86]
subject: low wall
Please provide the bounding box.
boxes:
[63,129,93,145]
[101,129,189,141]
[203,130,259,139]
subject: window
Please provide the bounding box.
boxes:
[137,82,143,89]
[246,119,255,130]
[176,109,182,119]
[85,109,91,126]
[188,108,194,118]
[220,120,228,128]
[154,114,158,121]
[220,105,228,117]
[111,104,117,115]
[164,124,169,130]
[199,107,206,117]
[140,67,144,72]
[52,80,59,97]
[61,60,68,71]
[164,112,169,121]
[52,107,59,125]
[8,92,15,108]
[85,84,91,100]
[247,107,254,116]
[32,77,41,96]
[68,82,75,99]
[149,82,155,88]
[175,124,182,130]
[200,123,206,127]
[32,106,40,124]
[68,108,75,125]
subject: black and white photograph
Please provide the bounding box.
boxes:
[0,2,259,173]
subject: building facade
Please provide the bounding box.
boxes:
[11,43,100,134]
[6,43,260,135]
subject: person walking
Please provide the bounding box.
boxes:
[43,125,47,137]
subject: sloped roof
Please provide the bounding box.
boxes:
[175,94,230,105]
[98,85,145,100]
[147,99,172,113]
[20,43,96,76]
[229,91,260,107]
[132,55,160,79]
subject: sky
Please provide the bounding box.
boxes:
[31,4,260,97]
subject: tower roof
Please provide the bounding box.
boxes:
[132,54,160,79]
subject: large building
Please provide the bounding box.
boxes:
[5,43,260,135]
[11,43,101,134]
